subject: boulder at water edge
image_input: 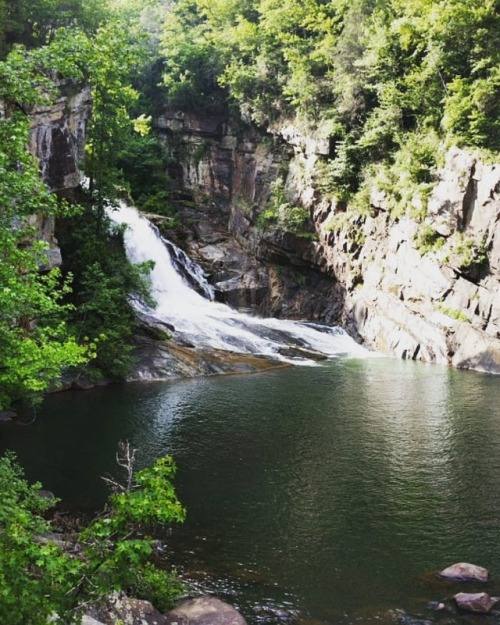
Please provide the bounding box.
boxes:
[454,592,498,614]
[109,594,168,625]
[164,596,247,625]
[81,617,106,625]
[86,593,168,625]
[438,562,490,582]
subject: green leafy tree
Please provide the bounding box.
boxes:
[57,209,154,380]
[160,0,228,112]
[0,448,186,624]
[0,6,166,403]
[0,452,79,624]
[117,133,174,215]
[0,0,109,56]
[85,12,151,222]
[41,11,161,382]
[79,443,186,609]
[0,42,96,409]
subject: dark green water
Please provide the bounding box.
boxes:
[2,357,500,624]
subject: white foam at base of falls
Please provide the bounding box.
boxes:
[109,203,370,363]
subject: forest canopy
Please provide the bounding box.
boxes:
[159,0,500,151]
[159,0,500,207]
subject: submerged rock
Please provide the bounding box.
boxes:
[0,410,16,423]
[438,562,490,582]
[37,489,56,501]
[164,596,247,625]
[426,602,446,612]
[454,592,497,614]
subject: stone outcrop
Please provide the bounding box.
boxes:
[28,82,91,193]
[156,111,345,322]
[334,148,500,373]
[81,616,106,625]
[0,409,16,423]
[130,331,289,381]
[454,592,498,614]
[157,110,500,374]
[82,596,247,625]
[85,593,167,625]
[27,81,91,269]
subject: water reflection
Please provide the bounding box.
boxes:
[2,359,500,624]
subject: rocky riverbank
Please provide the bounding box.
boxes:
[77,561,500,625]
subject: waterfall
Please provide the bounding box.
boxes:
[109,203,370,363]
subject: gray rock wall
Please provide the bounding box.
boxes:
[157,110,344,320]
[28,82,91,192]
[27,82,91,269]
[317,147,500,374]
[158,110,500,374]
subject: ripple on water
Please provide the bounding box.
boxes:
[2,359,500,625]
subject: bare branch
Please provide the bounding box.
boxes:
[100,440,138,494]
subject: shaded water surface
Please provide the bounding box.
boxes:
[2,358,500,624]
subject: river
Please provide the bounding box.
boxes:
[2,357,500,625]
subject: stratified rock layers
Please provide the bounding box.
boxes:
[157,110,500,374]
[28,82,91,269]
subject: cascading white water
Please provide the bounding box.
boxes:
[109,203,370,362]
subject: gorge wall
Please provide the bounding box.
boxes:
[157,111,345,322]
[27,82,91,269]
[156,110,500,374]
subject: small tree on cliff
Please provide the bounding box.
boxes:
[0,40,95,409]
[85,10,151,228]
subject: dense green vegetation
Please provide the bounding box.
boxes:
[2,0,498,409]
[0,448,185,625]
[0,0,108,57]
[0,34,96,410]
[159,0,500,208]
[0,0,168,407]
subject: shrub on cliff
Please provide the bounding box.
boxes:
[159,0,500,204]
[0,39,98,410]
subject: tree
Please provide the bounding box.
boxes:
[0,0,109,56]
[0,452,79,624]
[0,448,186,624]
[53,13,159,381]
[78,443,186,610]
[57,211,155,380]
[85,9,153,223]
[0,42,96,409]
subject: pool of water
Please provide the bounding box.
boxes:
[2,357,500,624]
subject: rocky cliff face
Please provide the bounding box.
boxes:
[157,110,500,374]
[323,148,500,373]
[156,111,345,322]
[28,82,91,268]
